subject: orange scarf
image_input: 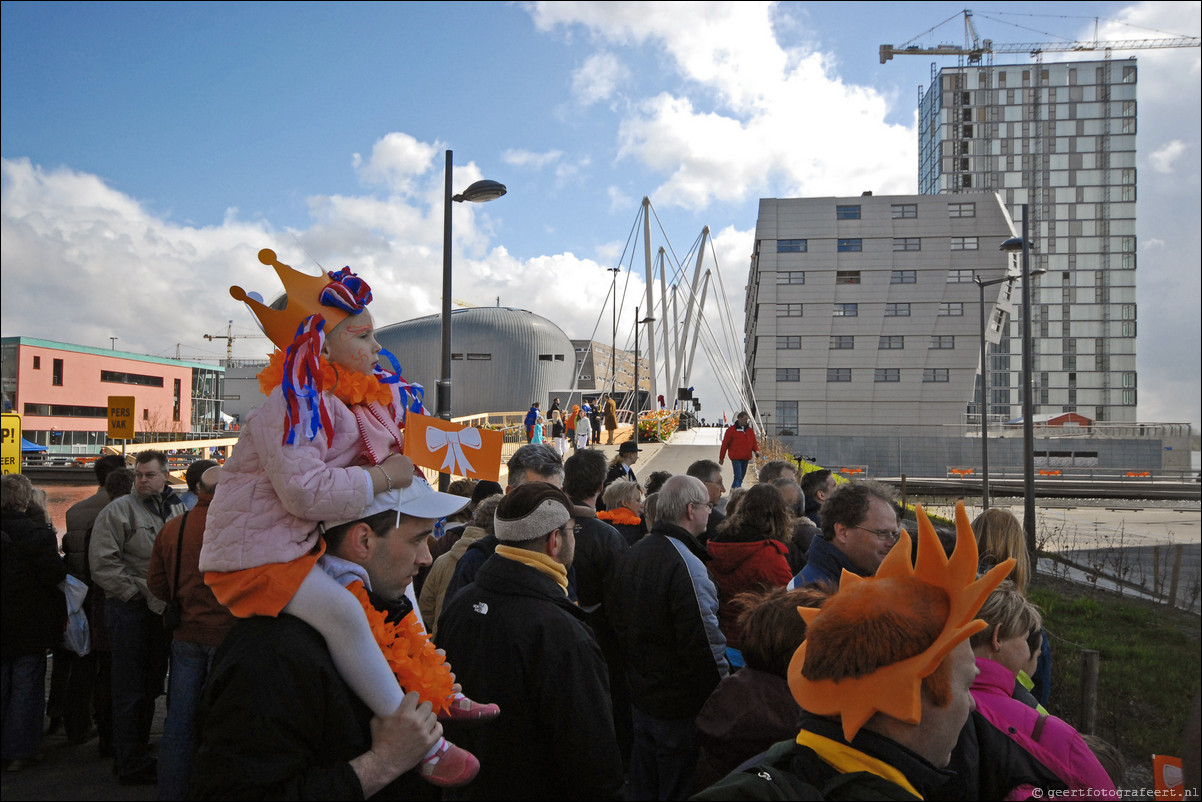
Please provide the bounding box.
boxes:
[258,349,394,408]
[598,507,642,527]
[346,581,452,714]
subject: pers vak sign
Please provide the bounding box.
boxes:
[108,396,136,440]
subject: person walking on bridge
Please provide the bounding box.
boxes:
[719,411,759,489]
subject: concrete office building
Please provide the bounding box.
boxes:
[747,193,1016,446]
[920,58,1139,423]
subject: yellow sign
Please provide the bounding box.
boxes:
[108,396,137,440]
[1,413,21,475]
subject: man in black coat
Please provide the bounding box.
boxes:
[436,483,624,800]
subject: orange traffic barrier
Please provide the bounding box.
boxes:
[839,468,863,475]
[949,468,974,476]
[1037,469,1062,476]
[1125,471,1151,478]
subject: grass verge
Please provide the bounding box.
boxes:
[1028,572,1200,776]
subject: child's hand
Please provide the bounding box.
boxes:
[381,454,415,488]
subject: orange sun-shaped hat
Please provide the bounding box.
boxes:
[788,501,1014,742]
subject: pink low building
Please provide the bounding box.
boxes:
[1,337,225,454]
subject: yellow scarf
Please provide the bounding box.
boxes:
[495,545,569,596]
[795,729,923,800]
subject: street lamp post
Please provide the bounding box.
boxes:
[632,306,655,448]
[1000,204,1038,563]
[440,149,506,490]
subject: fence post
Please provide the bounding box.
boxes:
[1169,544,1184,610]
[1079,649,1100,735]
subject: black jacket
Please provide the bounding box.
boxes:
[1,510,67,660]
[435,553,623,800]
[192,595,433,801]
[611,522,729,720]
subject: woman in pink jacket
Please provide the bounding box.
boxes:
[969,584,1115,796]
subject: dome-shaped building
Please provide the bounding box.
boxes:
[376,307,576,417]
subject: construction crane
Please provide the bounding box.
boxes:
[881,9,1199,64]
[203,321,269,366]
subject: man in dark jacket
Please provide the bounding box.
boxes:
[1,475,67,770]
[55,453,125,751]
[436,482,624,800]
[611,475,729,800]
[192,480,462,799]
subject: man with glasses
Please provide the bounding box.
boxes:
[790,480,901,590]
[686,459,726,546]
[89,450,186,785]
[612,475,729,800]
[436,482,624,800]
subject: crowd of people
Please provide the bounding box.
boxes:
[2,250,1185,801]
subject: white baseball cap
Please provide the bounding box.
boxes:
[331,474,469,528]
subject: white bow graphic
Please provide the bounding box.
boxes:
[426,426,483,475]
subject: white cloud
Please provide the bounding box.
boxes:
[1148,140,1188,174]
[0,150,639,374]
[571,50,629,106]
[530,2,915,209]
[351,132,439,194]
[501,149,565,169]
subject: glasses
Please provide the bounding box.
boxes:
[690,500,715,513]
[705,478,726,489]
[851,525,901,543]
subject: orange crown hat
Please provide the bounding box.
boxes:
[230,249,373,350]
[788,501,1014,742]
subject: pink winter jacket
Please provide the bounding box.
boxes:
[971,658,1115,795]
[200,385,401,573]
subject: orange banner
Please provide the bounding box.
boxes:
[404,413,502,482]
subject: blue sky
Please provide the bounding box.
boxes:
[2,1,1199,426]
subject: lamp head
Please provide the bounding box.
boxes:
[453,180,507,203]
[999,236,1024,253]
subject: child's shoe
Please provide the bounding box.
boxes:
[440,695,500,723]
[420,741,479,788]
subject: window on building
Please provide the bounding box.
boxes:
[923,368,950,383]
[173,378,182,422]
[1122,373,1136,388]
[837,238,862,252]
[1122,321,1136,337]
[1122,389,1136,405]
[890,270,916,284]
[939,302,964,316]
[891,203,917,219]
[836,205,861,220]
[777,336,801,350]
[777,239,807,253]
[451,353,464,360]
[52,358,64,387]
[947,269,975,283]
[930,335,955,349]
[836,271,861,285]
[826,368,852,383]
[893,237,921,251]
[950,236,979,251]
[777,271,805,284]
[833,303,858,317]
[467,353,492,360]
[874,368,900,382]
[776,368,800,382]
[33,356,41,369]
[878,336,904,350]
[100,370,166,387]
[830,336,854,350]
[884,303,910,317]
[776,401,799,433]
[948,202,975,218]
[777,303,803,317]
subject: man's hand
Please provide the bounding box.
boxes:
[350,692,442,797]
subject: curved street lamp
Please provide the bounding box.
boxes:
[632,307,655,447]
[440,150,506,489]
